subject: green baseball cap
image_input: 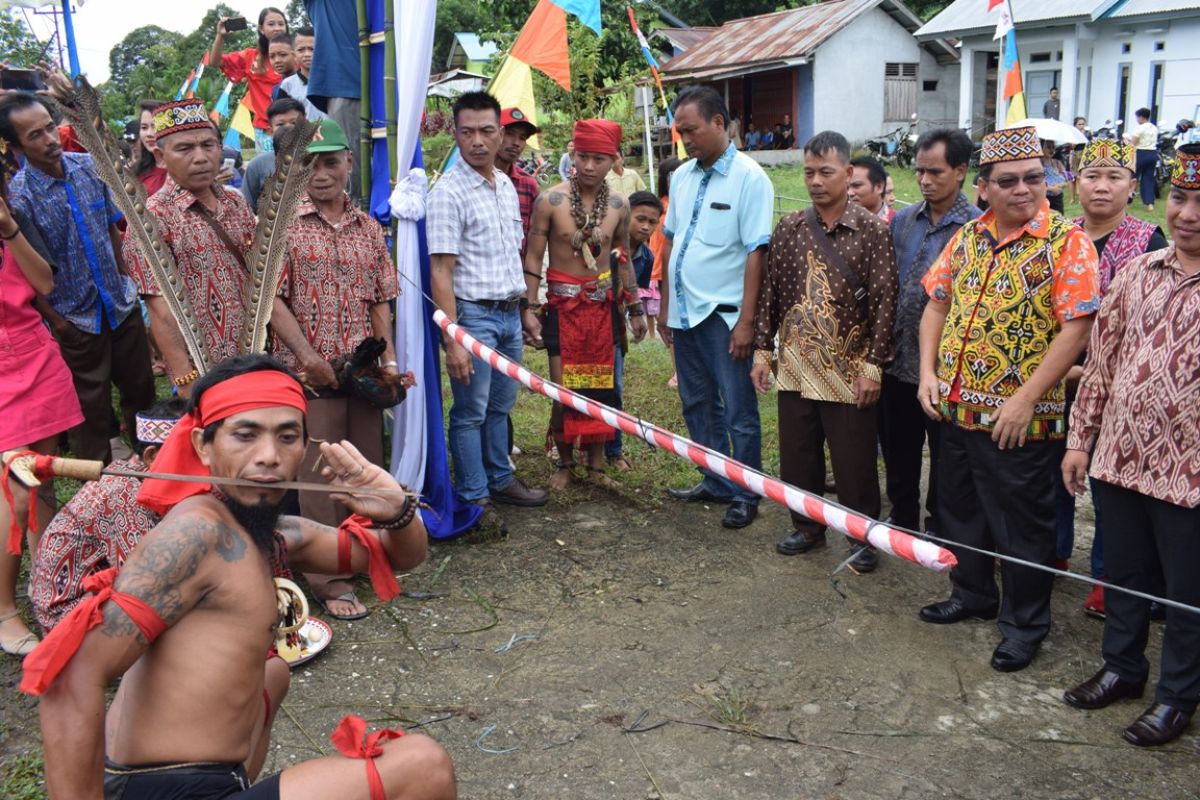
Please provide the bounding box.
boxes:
[307,118,350,153]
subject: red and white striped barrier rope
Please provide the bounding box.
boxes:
[434,311,956,573]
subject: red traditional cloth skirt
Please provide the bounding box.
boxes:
[542,267,619,445]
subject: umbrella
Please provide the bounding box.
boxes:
[1007,117,1088,145]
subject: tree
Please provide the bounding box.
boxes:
[0,10,47,69]
[107,26,183,98]
[286,0,308,29]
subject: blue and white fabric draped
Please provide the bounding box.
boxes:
[366,0,481,537]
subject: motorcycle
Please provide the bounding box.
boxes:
[866,115,918,167]
[1093,118,1121,141]
[518,153,555,186]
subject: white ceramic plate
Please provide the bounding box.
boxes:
[279,617,332,667]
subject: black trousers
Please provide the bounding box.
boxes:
[55,311,155,463]
[878,374,941,531]
[779,393,880,535]
[1094,480,1200,713]
[937,423,1057,645]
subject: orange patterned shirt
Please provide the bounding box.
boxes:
[921,201,1099,440]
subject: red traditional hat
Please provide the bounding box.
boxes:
[500,107,539,135]
[573,119,622,158]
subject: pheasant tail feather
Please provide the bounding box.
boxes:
[241,119,319,354]
[62,79,211,372]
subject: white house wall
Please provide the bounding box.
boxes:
[813,6,923,144]
[919,49,960,131]
[1084,17,1200,130]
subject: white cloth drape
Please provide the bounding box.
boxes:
[388,1,437,490]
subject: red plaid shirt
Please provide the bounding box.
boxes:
[273,194,400,369]
[29,459,157,631]
[125,178,257,364]
[505,162,541,250]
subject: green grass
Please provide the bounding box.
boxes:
[0,752,45,800]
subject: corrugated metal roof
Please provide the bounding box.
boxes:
[916,0,1111,39]
[452,33,498,62]
[661,0,886,77]
[1107,0,1200,18]
[652,26,719,54]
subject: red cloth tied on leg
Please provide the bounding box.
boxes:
[336,515,401,602]
[20,567,167,696]
[330,713,405,800]
[2,451,54,555]
[545,268,618,445]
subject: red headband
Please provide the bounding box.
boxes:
[137,371,308,514]
[572,119,621,158]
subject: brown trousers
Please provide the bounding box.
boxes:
[778,392,881,534]
[298,395,385,527]
[54,311,155,463]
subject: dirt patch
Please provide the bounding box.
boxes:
[2,492,1196,799]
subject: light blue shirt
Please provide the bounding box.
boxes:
[663,143,773,330]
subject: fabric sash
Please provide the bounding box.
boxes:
[545,267,618,445]
[1072,214,1157,296]
[803,208,867,306]
[330,714,406,800]
[336,515,401,602]
[21,567,167,696]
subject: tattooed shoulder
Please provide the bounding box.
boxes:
[547,191,565,206]
[100,512,233,641]
[609,195,625,210]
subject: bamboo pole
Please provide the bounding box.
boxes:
[384,0,398,214]
[357,0,372,204]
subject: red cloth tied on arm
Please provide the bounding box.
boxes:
[330,714,405,800]
[337,515,401,602]
[138,371,308,514]
[20,567,167,696]
[2,451,55,555]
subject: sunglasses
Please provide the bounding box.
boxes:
[988,172,1046,190]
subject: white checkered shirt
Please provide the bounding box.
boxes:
[427,161,526,302]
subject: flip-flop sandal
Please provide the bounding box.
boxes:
[314,591,369,621]
[0,610,39,657]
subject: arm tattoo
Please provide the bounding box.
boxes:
[547,191,565,206]
[609,195,624,210]
[99,515,234,642]
[530,226,550,237]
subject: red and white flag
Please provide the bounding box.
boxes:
[992,1,1014,40]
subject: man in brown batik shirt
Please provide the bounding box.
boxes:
[752,131,897,571]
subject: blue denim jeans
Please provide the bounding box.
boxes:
[604,345,625,458]
[447,303,523,502]
[671,312,761,504]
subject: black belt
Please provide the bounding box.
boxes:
[715,304,740,314]
[458,297,521,312]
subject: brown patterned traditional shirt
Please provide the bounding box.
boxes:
[125,178,256,364]
[1068,246,1200,508]
[272,194,400,370]
[754,203,898,403]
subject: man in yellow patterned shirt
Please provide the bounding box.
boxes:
[914,125,1099,673]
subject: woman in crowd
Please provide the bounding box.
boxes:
[0,170,83,657]
[133,98,167,195]
[210,7,288,153]
[650,156,682,385]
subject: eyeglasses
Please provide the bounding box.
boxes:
[988,172,1046,190]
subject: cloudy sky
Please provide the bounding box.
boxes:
[17,1,273,83]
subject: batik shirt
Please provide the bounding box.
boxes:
[8,153,136,333]
[126,178,257,364]
[921,200,1099,440]
[29,459,157,631]
[754,203,897,403]
[273,193,400,370]
[1069,247,1200,508]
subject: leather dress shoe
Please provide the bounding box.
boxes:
[491,477,549,507]
[1123,703,1192,747]
[848,544,878,573]
[776,529,826,556]
[991,638,1039,672]
[918,598,998,625]
[667,483,733,503]
[721,500,757,529]
[1063,667,1145,710]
